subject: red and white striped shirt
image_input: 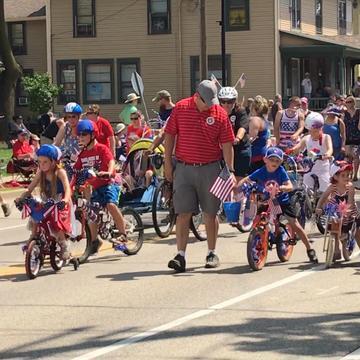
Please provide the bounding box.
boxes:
[165,96,234,163]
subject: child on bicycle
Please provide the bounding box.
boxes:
[19,144,72,260]
[316,161,360,261]
[289,112,333,193]
[73,120,127,255]
[238,146,318,263]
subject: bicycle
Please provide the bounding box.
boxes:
[246,182,298,271]
[322,203,357,268]
[15,197,79,279]
[152,179,207,240]
[73,168,144,259]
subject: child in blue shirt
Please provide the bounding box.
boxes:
[238,147,318,263]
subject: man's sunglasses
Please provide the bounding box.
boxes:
[78,132,91,137]
[220,99,236,105]
[65,114,78,119]
[130,116,139,120]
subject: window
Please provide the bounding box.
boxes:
[57,60,79,104]
[83,60,114,104]
[290,0,301,30]
[315,0,322,34]
[190,55,231,93]
[8,22,26,55]
[148,0,171,34]
[338,0,347,35]
[225,0,250,31]
[16,69,33,106]
[117,58,140,103]
[73,0,96,37]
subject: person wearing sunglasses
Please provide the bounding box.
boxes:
[344,96,360,181]
[126,110,152,152]
[54,102,83,166]
[73,120,127,255]
[218,87,250,181]
[289,112,333,193]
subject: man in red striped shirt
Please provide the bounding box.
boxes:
[164,80,235,272]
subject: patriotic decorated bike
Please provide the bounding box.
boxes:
[72,168,144,258]
[15,197,79,279]
[321,201,357,268]
[246,181,298,271]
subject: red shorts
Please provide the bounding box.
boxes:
[47,203,72,235]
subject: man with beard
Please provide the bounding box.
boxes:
[152,90,175,126]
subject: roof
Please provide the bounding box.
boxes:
[5,0,46,20]
[280,30,360,51]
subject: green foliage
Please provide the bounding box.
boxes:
[22,73,63,115]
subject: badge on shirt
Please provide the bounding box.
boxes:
[206,117,215,125]
[230,115,236,124]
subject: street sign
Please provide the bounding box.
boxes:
[131,72,150,122]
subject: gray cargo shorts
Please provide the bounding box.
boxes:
[173,161,222,216]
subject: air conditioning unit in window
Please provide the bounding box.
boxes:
[18,97,29,106]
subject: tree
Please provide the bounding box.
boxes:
[0,0,22,139]
[22,73,62,116]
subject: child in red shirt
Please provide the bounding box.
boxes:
[73,120,126,254]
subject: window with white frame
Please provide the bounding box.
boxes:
[290,0,301,30]
[57,60,79,104]
[117,58,140,102]
[338,0,347,35]
[315,0,322,34]
[8,22,26,55]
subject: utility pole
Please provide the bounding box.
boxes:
[200,0,208,80]
[221,0,226,86]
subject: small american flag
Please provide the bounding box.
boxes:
[239,73,247,88]
[210,166,235,202]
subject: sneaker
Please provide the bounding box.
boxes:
[89,238,103,256]
[1,204,10,217]
[307,249,318,263]
[168,254,186,273]
[205,252,220,268]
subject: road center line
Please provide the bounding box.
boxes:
[341,347,360,359]
[0,224,26,231]
[71,265,322,360]
[317,286,339,295]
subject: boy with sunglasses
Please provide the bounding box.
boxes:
[238,147,318,263]
[73,120,127,255]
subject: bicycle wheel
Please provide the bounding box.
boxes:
[342,235,356,261]
[325,233,335,268]
[190,212,207,241]
[25,240,42,279]
[122,208,144,255]
[247,228,268,271]
[152,180,176,238]
[276,224,295,262]
[50,242,64,271]
[238,200,257,233]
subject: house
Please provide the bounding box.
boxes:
[5,0,47,119]
[6,0,360,121]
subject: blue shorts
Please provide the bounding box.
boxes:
[91,184,120,207]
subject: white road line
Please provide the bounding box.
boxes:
[341,347,360,359]
[0,224,25,231]
[317,286,339,295]
[71,266,321,360]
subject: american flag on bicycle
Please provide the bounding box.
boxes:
[268,197,282,222]
[210,166,235,202]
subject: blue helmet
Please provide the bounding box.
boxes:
[64,102,83,114]
[37,144,62,161]
[77,119,95,134]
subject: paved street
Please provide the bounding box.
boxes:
[0,198,360,360]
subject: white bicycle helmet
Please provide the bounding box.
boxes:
[305,111,324,130]
[218,87,238,100]
[64,102,83,114]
